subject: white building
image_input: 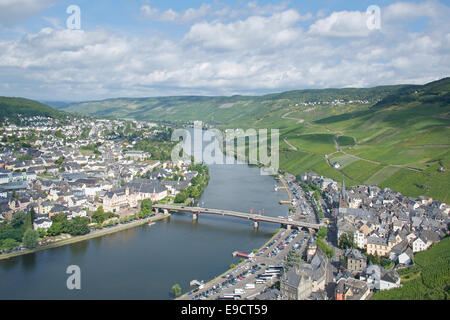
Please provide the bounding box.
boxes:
[33,218,53,230]
[412,236,431,253]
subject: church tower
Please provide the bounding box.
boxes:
[339,180,349,208]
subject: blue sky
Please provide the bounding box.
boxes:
[0,0,448,101]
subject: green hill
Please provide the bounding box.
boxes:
[0,97,69,124]
[371,237,450,300]
[61,85,406,124]
[273,78,450,203]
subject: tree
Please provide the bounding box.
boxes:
[51,213,67,223]
[11,211,26,228]
[23,229,39,249]
[338,232,356,249]
[47,222,64,236]
[174,191,187,204]
[141,199,153,215]
[1,238,19,252]
[68,217,90,236]
[171,284,182,297]
[317,227,328,240]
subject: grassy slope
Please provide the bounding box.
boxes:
[250,78,450,203]
[371,237,450,300]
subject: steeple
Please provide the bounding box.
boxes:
[340,180,349,208]
[341,180,346,198]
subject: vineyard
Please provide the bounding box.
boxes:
[372,237,450,300]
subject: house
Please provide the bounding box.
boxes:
[379,269,401,290]
[412,235,431,253]
[366,236,391,257]
[335,278,370,300]
[345,248,367,274]
[161,180,190,196]
[33,218,53,230]
[354,223,373,249]
[124,150,149,161]
[398,248,414,266]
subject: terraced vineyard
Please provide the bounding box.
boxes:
[244,78,450,203]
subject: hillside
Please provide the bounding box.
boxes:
[61,85,406,124]
[371,237,450,300]
[0,97,69,124]
[263,77,450,203]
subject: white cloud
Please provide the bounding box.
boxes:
[184,9,303,51]
[308,10,372,37]
[140,3,212,24]
[0,2,449,100]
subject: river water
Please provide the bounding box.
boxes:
[0,131,289,299]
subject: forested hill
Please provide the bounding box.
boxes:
[372,77,450,110]
[0,97,69,124]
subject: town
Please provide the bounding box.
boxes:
[181,170,449,300]
[0,115,209,255]
[0,115,448,300]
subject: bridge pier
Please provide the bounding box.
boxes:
[253,221,259,229]
[155,208,159,214]
[163,209,169,215]
[193,213,198,221]
[287,224,292,231]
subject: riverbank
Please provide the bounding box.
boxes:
[176,227,282,300]
[0,213,170,261]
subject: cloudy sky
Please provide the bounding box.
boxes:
[0,0,449,101]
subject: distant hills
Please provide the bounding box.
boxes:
[0,97,69,124]
[57,84,409,124]
[1,78,448,202]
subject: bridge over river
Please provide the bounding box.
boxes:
[153,204,324,230]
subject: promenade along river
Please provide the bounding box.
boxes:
[0,155,289,299]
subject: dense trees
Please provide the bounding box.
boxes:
[338,232,356,250]
[91,206,117,224]
[48,214,90,236]
[0,211,34,252]
[0,238,19,252]
[22,229,39,249]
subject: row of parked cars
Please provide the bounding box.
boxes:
[190,264,263,300]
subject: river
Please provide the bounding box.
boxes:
[0,132,289,299]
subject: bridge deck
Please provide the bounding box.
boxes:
[153,204,324,229]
